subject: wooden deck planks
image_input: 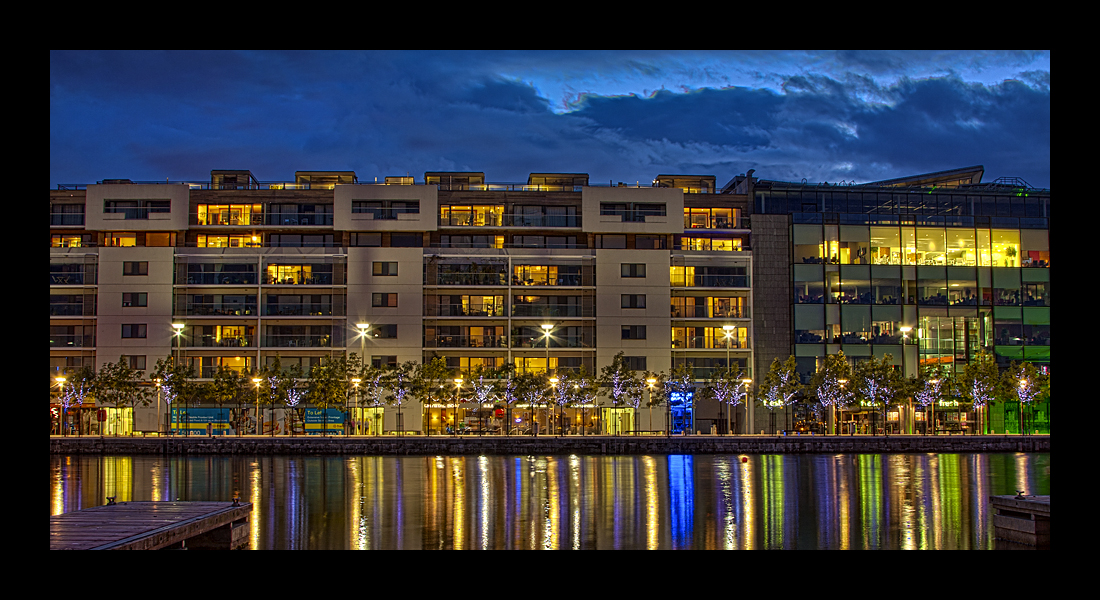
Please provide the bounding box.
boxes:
[50,501,252,550]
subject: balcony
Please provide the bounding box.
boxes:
[425,304,506,317]
[180,305,257,317]
[49,335,95,348]
[263,304,337,317]
[424,335,507,349]
[183,273,259,285]
[264,273,335,286]
[261,335,338,348]
[438,213,581,228]
[186,335,255,348]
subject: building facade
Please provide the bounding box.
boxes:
[741,166,1051,433]
[50,170,754,435]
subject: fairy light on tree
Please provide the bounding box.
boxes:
[762,356,801,435]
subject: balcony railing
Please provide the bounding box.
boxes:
[669,306,749,319]
[439,214,581,228]
[424,335,507,349]
[182,274,259,285]
[511,335,589,349]
[186,336,255,348]
[179,304,256,316]
[264,274,335,285]
[261,335,339,348]
[264,304,337,316]
[50,304,93,317]
[49,335,95,348]
[670,337,750,349]
[511,305,588,318]
[670,275,750,288]
[424,305,506,317]
[50,274,93,285]
[433,273,509,286]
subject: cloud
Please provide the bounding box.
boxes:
[50,51,1049,188]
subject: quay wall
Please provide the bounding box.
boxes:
[50,434,1051,456]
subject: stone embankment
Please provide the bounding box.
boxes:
[50,434,1051,456]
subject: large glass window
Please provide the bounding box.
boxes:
[196,204,261,225]
[916,227,946,265]
[794,264,824,303]
[839,226,870,265]
[946,267,979,306]
[838,266,871,304]
[945,229,976,266]
[870,266,901,304]
[869,227,901,265]
[991,229,1021,268]
[793,224,826,264]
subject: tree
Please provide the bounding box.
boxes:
[707,365,748,435]
[761,356,801,434]
[210,365,246,436]
[663,362,696,435]
[59,365,96,435]
[1005,361,1048,435]
[414,356,451,435]
[96,359,146,436]
[913,364,948,435]
[383,361,417,435]
[599,352,641,434]
[498,371,519,435]
[571,366,600,435]
[962,350,1000,434]
[809,352,852,435]
[513,370,547,435]
[469,366,495,434]
[305,356,344,436]
[356,362,388,435]
[151,357,194,435]
[850,355,904,436]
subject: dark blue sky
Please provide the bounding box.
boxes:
[50,50,1050,188]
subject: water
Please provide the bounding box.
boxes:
[49,452,1050,549]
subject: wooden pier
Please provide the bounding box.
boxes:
[50,501,252,550]
[990,494,1050,549]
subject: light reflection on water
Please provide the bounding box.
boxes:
[49,453,1049,550]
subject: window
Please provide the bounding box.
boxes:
[372,293,398,307]
[621,263,646,278]
[354,200,420,219]
[622,325,647,339]
[390,233,422,247]
[122,293,147,307]
[372,356,398,369]
[596,235,627,249]
[121,355,146,370]
[372,324,398,338]
[50,204,85,226]
[123,261,148,276]
[104,199,170,219]
[121,324,147,338]
[624,356,647,371]
[636,235,666,250]
[52,234,95,248]
[351,233,382,247]
[373,262,398,276]
[621,294,646,309]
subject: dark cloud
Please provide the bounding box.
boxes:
[50,51,1049,189]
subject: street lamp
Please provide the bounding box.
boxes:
[742,378,753,435]
[351,378,361,436]
[929,378,938,436]
[722,325,735,435]
[836,379,847,435]
[55,376,66,436]
[453,378,463,436]
[647,377,656,434]
[172,323,184,435]
[252,377,262,436]
[549,376,559,437]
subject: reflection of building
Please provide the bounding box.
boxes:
[51,170,754,433]
[743,165,1050,432]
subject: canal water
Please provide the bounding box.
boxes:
[49,452,1049,549]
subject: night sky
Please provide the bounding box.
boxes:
[50,50,1050,189]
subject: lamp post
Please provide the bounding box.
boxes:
[743,378,753,435]
[55,376,67,436]
[351,378,361,436]
[154,378,161,436]
[929,378,938,436]
[453,378,463,437]
[837,379,847,435]
[646,377,656,434]
[721,325,735,434]
[549,376,559,437]
[252,377,262,435]
[899,326,912,436]
[172,323,184,435]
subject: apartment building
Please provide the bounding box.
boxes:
[50,170,754,435]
